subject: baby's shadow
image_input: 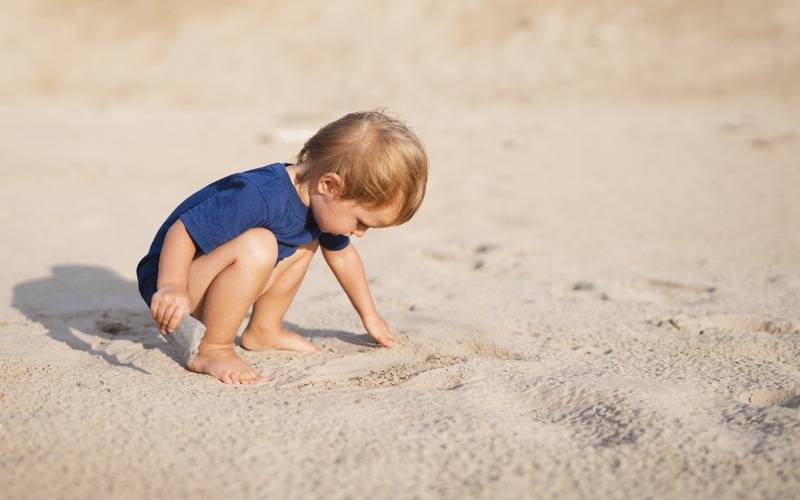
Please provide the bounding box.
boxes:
[12,265,374,371]
[11,264,173,374]
[285,322,377,348]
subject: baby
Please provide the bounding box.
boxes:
[135,111,428,384]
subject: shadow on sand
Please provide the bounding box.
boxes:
[12,264,373,374]
[12,265,169,374]
[287,322,379,348]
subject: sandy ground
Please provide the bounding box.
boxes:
[2,2,800,499]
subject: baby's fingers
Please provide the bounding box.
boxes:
[164,307,186,334]
[151,299,165,327]
[160,304,177,334]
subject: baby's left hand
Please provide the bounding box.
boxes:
[362,313,397,348]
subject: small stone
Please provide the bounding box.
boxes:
[572,281,595,291]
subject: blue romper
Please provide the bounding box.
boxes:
[135,163,350,307]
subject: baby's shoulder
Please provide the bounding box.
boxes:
[237,162,289,189]
[235,163,296,211]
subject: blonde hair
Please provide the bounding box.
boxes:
[296,110,428,225]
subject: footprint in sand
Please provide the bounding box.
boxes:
[651,314,798,336]
[737,389,800,409]
[642,278,716,304]
[396,358,470,391]
[569,281,611,301]
[348,354,467,389]
[578,278,714,305]
[297,335,527,391]
[419,242,502,271]
[296,352,467,390]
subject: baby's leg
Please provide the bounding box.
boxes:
[184,228,278,384]
[241,241,320,352]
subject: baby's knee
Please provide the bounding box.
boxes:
[235,228,277,269]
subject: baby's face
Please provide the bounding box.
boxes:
[311,196,397,237]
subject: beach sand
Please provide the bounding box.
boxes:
[1,2,799,499]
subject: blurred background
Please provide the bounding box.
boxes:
[4,0,798,108]
[1,0,798,298]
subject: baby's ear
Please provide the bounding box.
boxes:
[318,173,344,198]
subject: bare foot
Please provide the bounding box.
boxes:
[241,325,320,353]
[187,342,265,384]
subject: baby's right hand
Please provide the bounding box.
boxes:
[150,285,191,335]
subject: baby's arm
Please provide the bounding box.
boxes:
[152,220,195,334]
[322,244,397,347]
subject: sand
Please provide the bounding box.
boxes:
[1,2,799,499]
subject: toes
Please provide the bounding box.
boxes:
[237,371,256,385]
[195,352,264,385]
